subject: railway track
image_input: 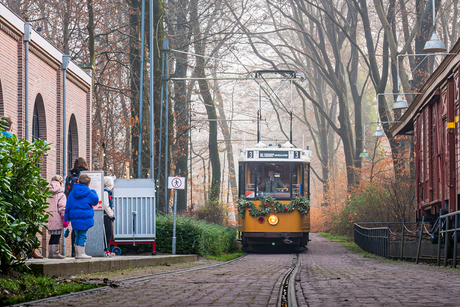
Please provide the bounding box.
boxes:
[278,253,301,307]
[16,254,250,307]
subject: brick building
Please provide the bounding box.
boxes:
[0,4,92,178]
[1,4,92,256]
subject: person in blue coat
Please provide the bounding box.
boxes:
[64,173,99,259]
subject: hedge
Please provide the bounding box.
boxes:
[155,215,238,256]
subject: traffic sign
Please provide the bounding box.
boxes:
[168,176,185,189]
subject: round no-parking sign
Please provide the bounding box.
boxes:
[168,176,185,189]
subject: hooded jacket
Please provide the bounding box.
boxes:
[46,181,66,231]
[103,176,114,218]
[64,183,99,230]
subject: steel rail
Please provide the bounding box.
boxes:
[278,253,300,307]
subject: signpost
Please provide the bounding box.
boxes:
[168,177,185,255]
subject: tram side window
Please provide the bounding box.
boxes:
[238,163,245,197]
[291,163,303,197]
[304,164,310,198]
[245,163,256,198]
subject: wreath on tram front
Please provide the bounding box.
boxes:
[270,195,310,215]
[291,196,310,216]
[237,195,310,218]
[237,195,272,218]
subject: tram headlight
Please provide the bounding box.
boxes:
[268,215,279,225]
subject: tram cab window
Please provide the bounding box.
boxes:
[244,163,257,198]
[303,164,310,198]
[242,162,306,199]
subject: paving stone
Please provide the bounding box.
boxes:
[297,233,460,306]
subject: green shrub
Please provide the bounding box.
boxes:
[0,135,50,273]
[156,215,237,256]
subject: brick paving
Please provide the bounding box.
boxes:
[28,233,460,306]
[32,253,295,306]
[296,233,460,306]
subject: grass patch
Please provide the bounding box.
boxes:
[0,273,98,306]
[317,232,377,257]
[204,251,245,261]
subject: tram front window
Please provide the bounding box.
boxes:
[243,163,304,199]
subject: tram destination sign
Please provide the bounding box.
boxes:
[259,151,289,159]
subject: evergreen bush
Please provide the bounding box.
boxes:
[0,135,50,273]
[156,215,237,256]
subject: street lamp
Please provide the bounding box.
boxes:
[375,93,398,136]
[423,0,446,53]
[360,122,370,158]
[394,53,455,110]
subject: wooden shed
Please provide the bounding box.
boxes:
[392,40,460,220]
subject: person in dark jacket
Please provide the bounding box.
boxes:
[65,157,89,257]
[64,173,99,259]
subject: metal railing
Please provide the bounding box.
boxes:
[437,209,460,267]
[354,220,423,259]
[354,223,390,258]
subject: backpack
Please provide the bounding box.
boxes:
[104,189,113,209]
[64,172,79,197]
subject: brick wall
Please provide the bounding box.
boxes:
[1,14,92,257]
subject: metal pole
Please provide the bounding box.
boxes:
[138,0,146,178]
[416,216,425,264]
[24,42,29,141]
[149,0,154,180]
[437,209,442,266]
[61,55,70,177]
[61,55,69,256]
[62,68,67,177]
[257,76,261,143]
[289,77,293,143]
[164,42,170,214]
[23,22,32,141]
[400,218,405,260]
[172,189,177,255]
[444,215,450,267]
[453,215,458,268]
[156,42,166,213]
[387,222,390,258]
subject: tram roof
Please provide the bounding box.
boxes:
[239,142,311,163]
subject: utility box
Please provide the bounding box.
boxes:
[113,179,156,243]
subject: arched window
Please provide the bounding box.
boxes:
[32,94,47,177]
[32,94,46,142]
[67,114,79,171]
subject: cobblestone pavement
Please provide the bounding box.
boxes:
[32,253,295,306]
[296,233,460,306]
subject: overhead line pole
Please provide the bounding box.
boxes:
[138,0,146,178]
[149,0,154,179]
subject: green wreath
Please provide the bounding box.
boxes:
[273,201,295,213]
[237,195,273,218]
[237,196,254,219]
[291,196,310,216]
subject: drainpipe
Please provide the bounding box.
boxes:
[62,55,70,177]
[23,23,32,141]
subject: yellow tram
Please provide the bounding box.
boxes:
[237,141,311,251]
